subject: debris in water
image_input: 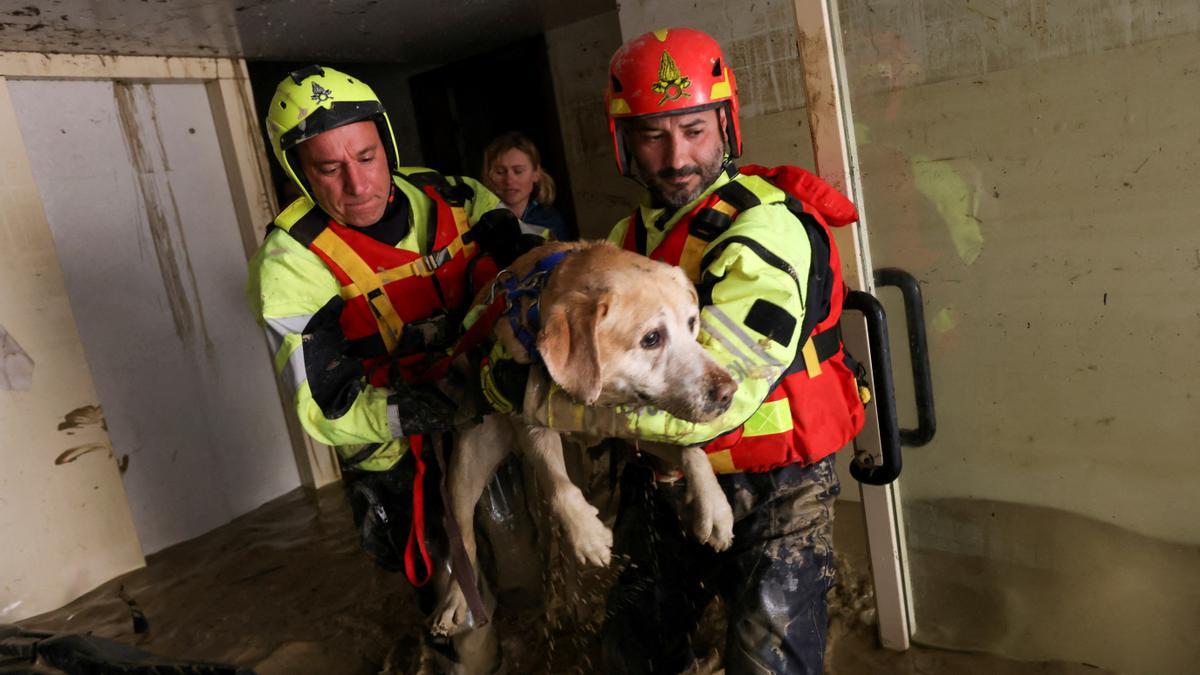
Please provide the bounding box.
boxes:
[117,586,149,635]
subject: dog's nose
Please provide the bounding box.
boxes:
[706,373,737,414]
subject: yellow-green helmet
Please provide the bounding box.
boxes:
[265,65,400,202]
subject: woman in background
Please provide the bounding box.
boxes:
[482,132,573,241]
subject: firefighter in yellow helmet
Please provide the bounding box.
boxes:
[512,29,865,673]
[248,65,535,673]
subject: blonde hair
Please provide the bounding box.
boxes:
[482,132,556,207]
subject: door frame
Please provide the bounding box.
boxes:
[788,2,914,651]
[0,51,339,490]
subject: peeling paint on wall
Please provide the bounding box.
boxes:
[0,324,35,391]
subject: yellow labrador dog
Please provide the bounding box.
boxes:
[433,240,737,637]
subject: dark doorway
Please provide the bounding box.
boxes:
[410,35,578,239]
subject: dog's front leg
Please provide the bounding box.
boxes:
[679,445,735,551]
[430,414,512,637]
[516,425,612,566]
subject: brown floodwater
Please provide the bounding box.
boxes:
[18,484,1112,674]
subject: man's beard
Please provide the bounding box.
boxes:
[637,144,726,210]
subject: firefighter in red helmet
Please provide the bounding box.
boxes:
[521,28,864,673]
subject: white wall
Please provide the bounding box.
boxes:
[9,79,301,555]
[0,76,144,624]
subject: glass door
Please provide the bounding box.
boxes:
[797,1,1200,672]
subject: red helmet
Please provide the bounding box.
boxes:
[605,27,742,176]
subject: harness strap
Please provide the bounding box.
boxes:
[413,288,509,385]
[403,170,474,206]
[341,441,383,468]
[403,434,434,587]
[311,228,407,352]
[713,178,762,211]
[432,433,491,627]
[502,251,571,360]
[283,199,478,351]
[800,324,843,378]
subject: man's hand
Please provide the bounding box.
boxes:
[521,366,633,437]
[467,209,530,268]
[389,379,456,436]
[479,352,531,415]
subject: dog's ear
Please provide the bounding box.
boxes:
[538,290,607,404]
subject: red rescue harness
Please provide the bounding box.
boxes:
[276,172,500,592]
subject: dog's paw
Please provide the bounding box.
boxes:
[429,583,470,637]
[687,483,735,552]
[553,491,613,566]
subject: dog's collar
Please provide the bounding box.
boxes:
[499,250,572,362]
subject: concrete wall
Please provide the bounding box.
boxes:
[546,1,818,236]
[616,0,818,171]
[545,10,640,239]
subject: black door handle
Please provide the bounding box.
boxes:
[874,268,937,447]
[843,290,902,485]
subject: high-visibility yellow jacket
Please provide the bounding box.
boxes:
[247,168,500,471]
[526,169,812,456]
[607,169,812,448]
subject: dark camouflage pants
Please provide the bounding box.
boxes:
[603,455,840,675]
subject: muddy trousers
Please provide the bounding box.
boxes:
[602,455,840,675]
[345,451,543,674]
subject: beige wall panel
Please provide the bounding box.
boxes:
[0,77,144,623]
[545,10,641,239]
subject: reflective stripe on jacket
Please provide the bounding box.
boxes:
[611,166,864,472]
[247,168,501,471]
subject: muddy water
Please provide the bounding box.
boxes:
[19,486,1112,674]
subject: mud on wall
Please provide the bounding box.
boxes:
[9,78,302,556]
[0,77,144,623]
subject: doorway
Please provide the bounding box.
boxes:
[410,34,578,239]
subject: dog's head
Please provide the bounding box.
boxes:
[531,242,736,422]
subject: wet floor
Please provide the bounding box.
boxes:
[19,484,1111,674]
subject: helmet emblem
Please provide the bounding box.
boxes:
[651,50,691,105]
[310,81,334,104]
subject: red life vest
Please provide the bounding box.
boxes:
[276,171,498,387]
[622,165,866,472]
